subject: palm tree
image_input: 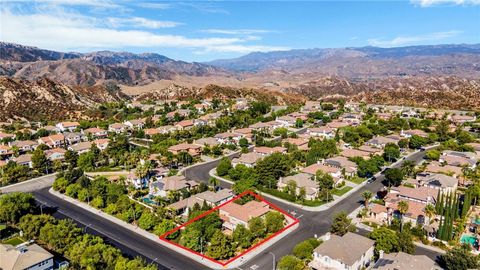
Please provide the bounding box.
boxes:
[401,160,415,177]
[361,191,373,208]
[397,200,409,231]
[209,177,220,192]
[424,204,436,223]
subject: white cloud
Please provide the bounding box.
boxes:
[136,2,171,9]
[0,8,285,55]
[411,0,480,6]
[4,0,122,8]
[201,29,274,35]
[107,17,181,29]
[367,31,462,47]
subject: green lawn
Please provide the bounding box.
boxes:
[3,237,25,246]
[348,177,366,185]
[332,186,353,196]
[0,224,6,231]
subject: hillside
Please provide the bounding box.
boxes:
[0,77,129,121]
[0,42,228,86]
[133,83,305,105]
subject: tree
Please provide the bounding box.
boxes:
[384,168,404,187]
[216,157,232,176]
[369,227,398,254]
[0,192,36,224]
[206,230,233,259]
[64,150,79,168]
[232,224,253,249]
[330,211,355,236]
[32,148,49,173]
[265,211,285,234]
[362,190,373,207]
[18,214,55,240]
[239,137,249,148]
[400,160,416,177]
[277,255,304,270]
[396,229,415,254]
[456,131,474,145]
[138,211,159,231]
[425,149,441,160]
[293,238,321,260]
[77,152,95,171]
[154,219,178,239]
[409,135,427,149]
[295,118,304,128]
[248,216,266,239]
[383,143,401,161]
[440,244,480,270]
[53,177,69,192]
[209,177,220,191]
[179,227,202,251]
[424,204,436,221]
[316,170,335,201]
[397,200,409,231]
[255,153,291,189]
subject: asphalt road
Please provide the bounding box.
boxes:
[185,149,443,270]
[33,188,206,270]
[24,148,442,270]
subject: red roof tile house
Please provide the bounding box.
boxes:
[278,173,319,200]
[55,121,80,132]
[400,129,428,138]
[253,146,287,156]
[284,138,309,151]
[83,127,108,138]
[219,200,270,231]
[38,134,65,148]
[168,143,202,157]
[175,119,195,130]
[306,127,335,139]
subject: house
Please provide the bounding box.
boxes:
[194,137,221,147]
[167,189,234,215]
[0,145,13,157]
[425,162,463,178]
[289,112,309,121]
[45,148,66,161]
[401,109,419,119]
[358,145,383,155]
[253,146,287,156]
[14,154,33,168]
[231,152,264,168]
[63,132,86,145]
[278,173,319,200]
[302,101,321,112]
[124,119,146,130]
[307,127,335,139]
[324,156,358,177]
[440,150,477,168]
[309,232,375,270]
[414,173,458,193]
[41,125,59,133]
[175,119,195,130]
[8,140,38,153]
[214,132,243,144]
[373,252,437,270]
[376,112,393,120]
[168,143,202,157]
[166,109,191,119]
[276,115,297,127]
[126,171,149,189]
[0,243,54,270]
[400,129,428,138]
[38,134,65,148]
[326,120,350,129]
[466,142,480,156]
[108,123,127,133]
[368,204,391,224]
[56,121,80,132]
[94,139,109,151]
[219,200,270,230]
[149,175,198,197]
[367,136,400,149]
[249,122,272,132]
[302,163,344,186]
[451,114,476,125]
[284,137,309,151]
[341,148,372,160]
[144,128,161,136]
[340,113,362,126]
[83,127,107,138]
[68,141,93,154]
[389,186,437,205]
[157,125,177,134]
[0,132,15,140]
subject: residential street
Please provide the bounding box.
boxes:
[21,148,443,270]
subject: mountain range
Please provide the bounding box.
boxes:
[1,41,480,120]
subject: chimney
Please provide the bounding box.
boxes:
[379,250,384,259]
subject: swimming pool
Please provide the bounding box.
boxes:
[142,196,158,205]
[472,217,480,225]
[460,234,478,246]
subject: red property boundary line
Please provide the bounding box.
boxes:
[159,190,300,267]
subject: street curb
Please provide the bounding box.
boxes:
[48,188,299,269]
[0,173,57,193]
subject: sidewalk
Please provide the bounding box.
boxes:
[0,173,57,193]
[49,188,299,269]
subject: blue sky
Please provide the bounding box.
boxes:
[1,0,479,61]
